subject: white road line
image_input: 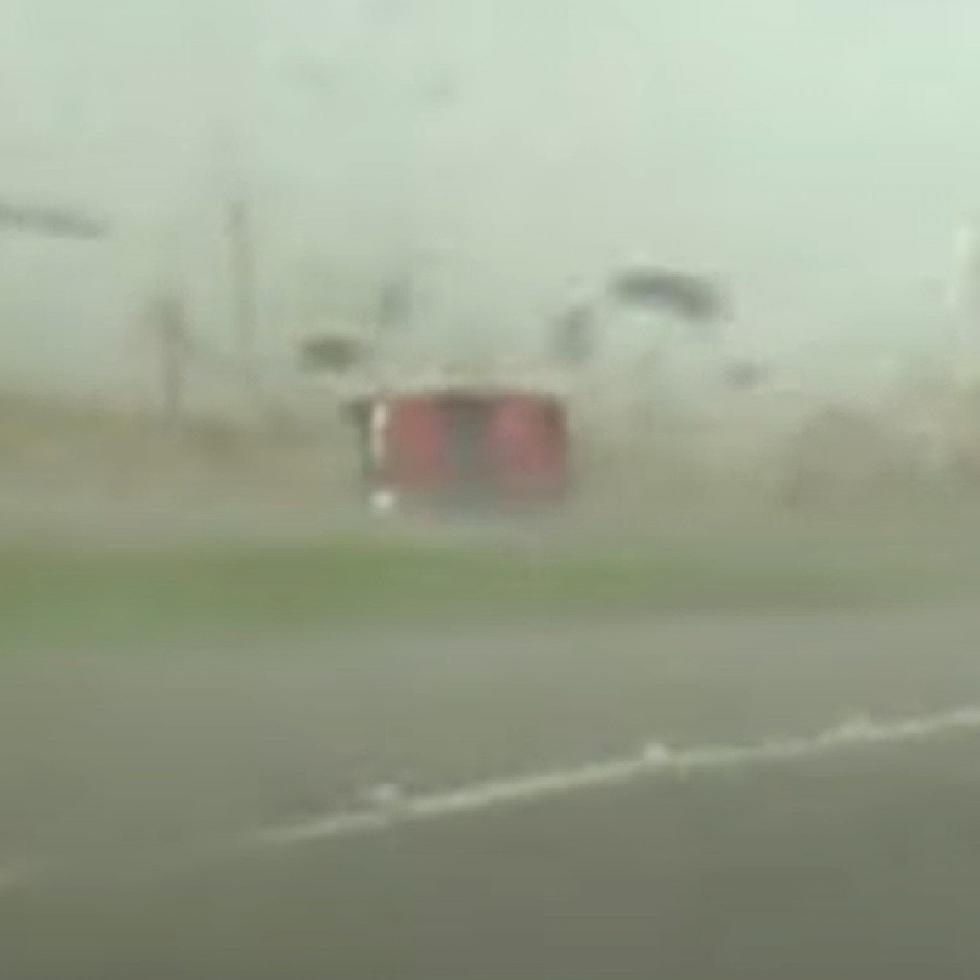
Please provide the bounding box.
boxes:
[6,705,980,892]
[251,705,980,848]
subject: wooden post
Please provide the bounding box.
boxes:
[147,291,190,429]
[227,194,262,401]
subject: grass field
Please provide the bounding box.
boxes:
[2,519,966,654]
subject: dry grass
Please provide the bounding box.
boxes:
[0,389,353,507]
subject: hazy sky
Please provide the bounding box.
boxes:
[2,0,979,394]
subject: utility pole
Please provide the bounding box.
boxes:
[949,218,980,366]
[145,289,191,429]
[226,192,262,400]
[213,120,265,412]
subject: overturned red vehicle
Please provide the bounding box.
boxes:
[347,383,571,512]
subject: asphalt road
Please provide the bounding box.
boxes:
[5,605,980,979]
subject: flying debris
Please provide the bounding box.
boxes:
[362,0,410,23]
[0,200,108,240]
[298,334,370,374]
[608,267,725,325]
[376,274,415,334]
[551,302,596,366]
[419,68,460,108]
[724,360,768,391]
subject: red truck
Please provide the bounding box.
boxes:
[347,384,571,513]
